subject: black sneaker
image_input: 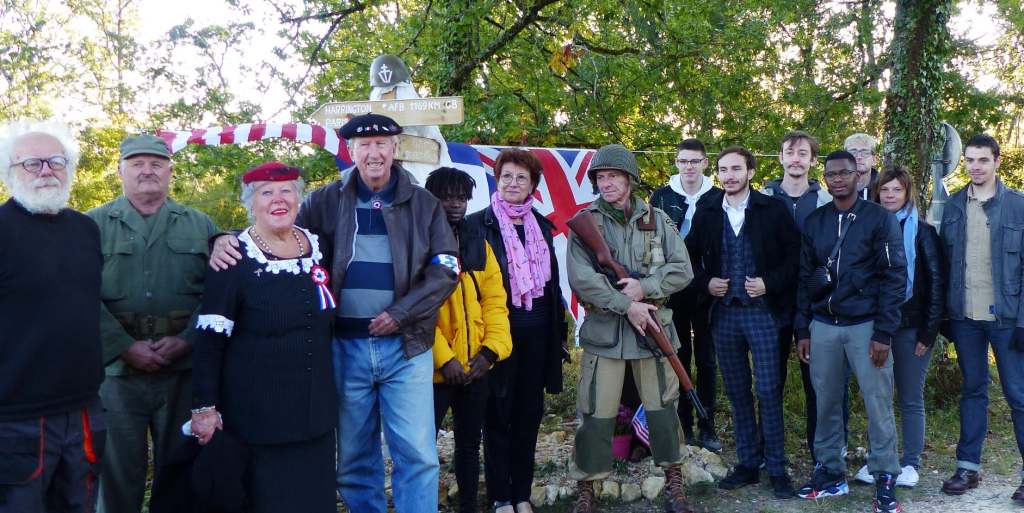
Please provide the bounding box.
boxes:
[770,474,795,499]
[873,473,902,513]
[796,465,849,499]
[718,464,759,490]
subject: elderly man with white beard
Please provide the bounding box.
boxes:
[0,122,106,513]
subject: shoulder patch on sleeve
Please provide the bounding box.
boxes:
[431,253,461,275]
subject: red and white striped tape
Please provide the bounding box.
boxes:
[156,123,348,160]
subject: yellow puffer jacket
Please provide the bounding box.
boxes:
[433,241,512,383]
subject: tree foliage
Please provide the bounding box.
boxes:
[1,0,1023,227]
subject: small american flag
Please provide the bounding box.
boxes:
[631,405,650,448]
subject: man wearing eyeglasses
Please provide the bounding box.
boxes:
[0,122,106,513]
[794,151,906,513]
[844,133,880,201]
[87,135,219,513]
[649,138,723,452]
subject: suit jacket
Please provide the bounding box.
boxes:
[684,189,801,324]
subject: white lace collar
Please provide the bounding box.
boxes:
[239,226,324,275]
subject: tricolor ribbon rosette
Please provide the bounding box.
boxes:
[310,265,336,311]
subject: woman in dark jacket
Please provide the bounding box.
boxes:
[464,148,567,513]
[189,163,337,513]
[853,165,945,488]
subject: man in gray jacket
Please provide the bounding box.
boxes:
[939,134,1024,505]
[210,113,458,513]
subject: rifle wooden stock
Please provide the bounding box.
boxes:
[567,210,707,420]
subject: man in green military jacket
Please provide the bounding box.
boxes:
[88,135,218,513]
[567,144,695,513]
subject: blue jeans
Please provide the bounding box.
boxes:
[333,336,439,513]
[891,328,933,468]
[950,319,1024,475]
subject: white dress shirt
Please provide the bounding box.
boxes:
[721,190,750,236]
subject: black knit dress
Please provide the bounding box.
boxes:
[192,227,337,513]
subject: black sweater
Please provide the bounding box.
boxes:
[0,200,103,421]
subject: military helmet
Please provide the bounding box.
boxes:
[588,143,640,184]
[370,54,412,87]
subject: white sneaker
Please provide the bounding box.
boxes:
[895,465,919,488]
[853,464,874,484]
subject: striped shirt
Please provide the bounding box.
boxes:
[336,174,397,337]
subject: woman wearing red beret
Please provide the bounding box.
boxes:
[189,162,338,513]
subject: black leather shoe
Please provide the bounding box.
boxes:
[1012,479,1024,503]
[698,430,723,453]
[718,464,759,490]
[941,468,980,495]
[770,474,795,499]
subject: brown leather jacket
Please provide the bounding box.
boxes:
[296,165,458,358]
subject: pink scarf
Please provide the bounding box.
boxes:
[491,192,551,310]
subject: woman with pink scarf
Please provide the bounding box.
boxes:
[464,148,568,513]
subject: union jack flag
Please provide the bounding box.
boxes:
[156,124,599,322]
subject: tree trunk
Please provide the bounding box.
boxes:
[882,0,954,209]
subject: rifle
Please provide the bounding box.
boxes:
[567,209,708,420]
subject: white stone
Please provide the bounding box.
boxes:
[621,482,642,502]
[545,484,560,505]
[678,444,694,459]
[558,486,573,500]
[681,460,714,484]
[705,460,729,480]
[530,485,547,506]
[701,450,724,467]
[642,476,665,500]
[600,480,620,500]
[447,481,459,499]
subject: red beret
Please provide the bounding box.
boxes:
[242,161,301,184]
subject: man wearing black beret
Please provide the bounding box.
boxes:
[210,113,458,513]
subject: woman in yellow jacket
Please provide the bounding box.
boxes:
[427,167,512,513]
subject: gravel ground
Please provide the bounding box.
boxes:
[432,422,1024,513]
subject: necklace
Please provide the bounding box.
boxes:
[250,227,305,258]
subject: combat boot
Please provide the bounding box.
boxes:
[572,480,596,513]
[664,465,696,513]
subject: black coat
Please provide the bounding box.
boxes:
[795,199,907,344]
[684,190,801,324]
[463,206,567,395]
[899,220,946,347]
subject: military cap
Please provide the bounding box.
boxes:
[120,134,171,160]
[338,113,403,139]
